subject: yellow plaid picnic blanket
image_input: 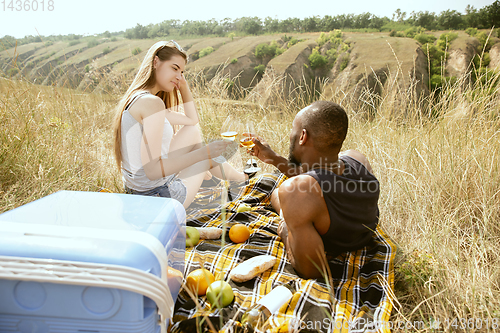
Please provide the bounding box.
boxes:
[171,172,396,333]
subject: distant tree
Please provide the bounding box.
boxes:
[264,17,280,33]
[438,10,463,30]
[394,9,407,22]
[484,0,500,28]
[235,17,262,35]
[147,25,162,38]
[0,35,16,49]
[465,5,479,28]
[369,16,386,30]
[353,13,371,29]
[413,11,438,30]
[289,17,303,32]
[337,14,354,29]
[125,24,149,39]
[278,18,294,32]
[303,17,320,32]
[220,18,234,34]
[319,16,335,31]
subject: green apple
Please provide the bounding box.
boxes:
[237,203,251,213]
[186,226,200,247]
[206,280,234,308]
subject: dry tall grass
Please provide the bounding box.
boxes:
[1,63,499,331]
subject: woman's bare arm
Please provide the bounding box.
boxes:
[137,97,226,180]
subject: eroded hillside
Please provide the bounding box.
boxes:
[0,31,497,108]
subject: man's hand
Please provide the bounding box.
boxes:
[242,133,301,179]
[242,133,278,164]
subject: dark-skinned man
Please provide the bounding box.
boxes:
[246,101,379,279]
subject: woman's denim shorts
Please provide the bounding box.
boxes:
[124,174,187,205]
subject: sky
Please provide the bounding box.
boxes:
[0,0,495,38]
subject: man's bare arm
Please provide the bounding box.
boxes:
[248,136,302,178]
[278,177,327,279]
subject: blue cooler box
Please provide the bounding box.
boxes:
[0,191,186,333]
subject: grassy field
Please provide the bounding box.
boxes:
[1,63,500,331]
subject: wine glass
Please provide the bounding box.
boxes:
[220,115,239,142]
[240,121,260,175]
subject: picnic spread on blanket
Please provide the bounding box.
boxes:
[171,172,396,333]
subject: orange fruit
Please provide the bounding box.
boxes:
[229,224,251,243]
[185,268,215,296]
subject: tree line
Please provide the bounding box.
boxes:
[0,1,498,48]
[122,1,499,39]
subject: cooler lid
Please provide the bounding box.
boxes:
[0,191,186,278]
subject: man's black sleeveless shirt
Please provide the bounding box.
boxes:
[304,155,380,257]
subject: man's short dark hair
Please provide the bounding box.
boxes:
[301,101,348,152]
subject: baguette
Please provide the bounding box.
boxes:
[229,255,276,282]
[196,227,222,240]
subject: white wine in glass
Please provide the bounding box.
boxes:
[220,116,239,141]
[240,121,256,148]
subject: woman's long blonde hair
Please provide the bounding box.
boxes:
[112,41,188,172]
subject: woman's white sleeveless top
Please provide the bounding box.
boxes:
[120,91,174,191]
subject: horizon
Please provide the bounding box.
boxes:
[0,0,495,39]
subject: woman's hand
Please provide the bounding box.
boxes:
[175,73,188,92]
[206,140,230,160]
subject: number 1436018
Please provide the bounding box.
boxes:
[2,0,54,11]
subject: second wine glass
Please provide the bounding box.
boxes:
[239,121,256,149]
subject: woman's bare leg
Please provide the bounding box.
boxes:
[209,163,247,181]
[177,161,208,209]
[169,125,203,156]
[166,125,208,208]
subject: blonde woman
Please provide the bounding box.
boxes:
[112,40,247,208]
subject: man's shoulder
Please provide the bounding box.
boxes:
[278,175,326,227]
[278,175,322,204]
[341,149,374,174]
